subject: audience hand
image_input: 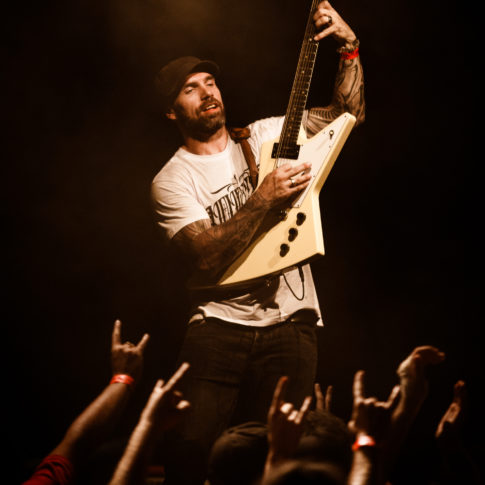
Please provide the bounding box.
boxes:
[139,362,191,434]
[111,319,150,382]
[267,376,312,461]
[395,345,445,415]
[314,382,333,413]
[348,370,400,442]
[435,380,466,450]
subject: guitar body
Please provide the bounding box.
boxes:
[216,112,356,287]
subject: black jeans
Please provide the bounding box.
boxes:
[163,313,318,485]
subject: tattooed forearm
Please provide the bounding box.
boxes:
[332,56,365,122]
[172,191,271,275]
[306,55,365,135]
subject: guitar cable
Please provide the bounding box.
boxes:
[283,265,305,301]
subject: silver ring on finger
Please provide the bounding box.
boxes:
[327,15,333,25]
[290,177,296,187]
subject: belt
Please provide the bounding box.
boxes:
[287,309,319,324]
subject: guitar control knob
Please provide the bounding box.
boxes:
[296,212,306,225]
[288,228,298,241]
[280,243,290,257]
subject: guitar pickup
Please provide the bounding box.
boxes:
[271,143,300,160]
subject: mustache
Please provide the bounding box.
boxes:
[198,98,222,113]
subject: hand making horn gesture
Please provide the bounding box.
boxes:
[110,319,150,384]
[348,370,401,444]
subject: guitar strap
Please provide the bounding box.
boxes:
[228,127,259,190]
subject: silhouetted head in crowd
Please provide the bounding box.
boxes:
[262,460,346,485]
[208,409,352,485]
[208,421,269,485]
[297,409,353,474]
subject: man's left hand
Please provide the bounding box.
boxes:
[313,1,357,45]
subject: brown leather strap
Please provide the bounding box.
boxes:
[228,127,259,190]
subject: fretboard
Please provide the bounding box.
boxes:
[275,0,320,162]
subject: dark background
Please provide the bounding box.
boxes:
[5,0,481,483]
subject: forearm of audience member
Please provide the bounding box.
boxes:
[173,163,311,275]
[347,371,400,485]
[382,346,445,473]
[50,320,148,465]
[109,365,190,485]
[108,418,156,485]
[50,382,133,464]
[435,380,482,485]
[347,446,379,485]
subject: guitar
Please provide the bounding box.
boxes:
[202,0,356,289]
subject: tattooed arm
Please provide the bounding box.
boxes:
[306,1,365,135]
[307,55,365,133]
[172,162,312,276]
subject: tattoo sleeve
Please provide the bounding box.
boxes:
[306,55,365,136]
[172,191,271,277]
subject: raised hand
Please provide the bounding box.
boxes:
[267,376,313,460]
[314,382,333,413]
[111,319,150,382]
[313,1,357,45]
[435,380,467,449]
[396,345,445,410]
[348,370,400,442]
[140,362,191,433]
[108,363,191,485]
[377,346,445,477]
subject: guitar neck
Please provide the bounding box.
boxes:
[276,0,320,161]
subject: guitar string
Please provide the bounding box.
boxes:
[279,3,315,154]
[276,26,310,164]
[282,0,318,154]
[275,0,319,169]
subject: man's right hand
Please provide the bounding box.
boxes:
[256,162,312,209]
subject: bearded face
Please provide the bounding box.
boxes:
[168,72,226,141]
[173,95,226,140]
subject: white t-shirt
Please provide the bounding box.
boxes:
[151,116,322,327]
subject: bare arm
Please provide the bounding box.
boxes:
[306,1,365,136]
[51,384,133,464]
[380,346,445,476]
[108,363,191,485]
[172,162,311,276]
[347,371,400,485]
[435,381,482,485]
[307,55,365,132]
[50,320,149,465]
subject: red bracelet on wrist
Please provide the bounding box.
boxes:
[110,374,135,386]
[340,47,359,60]
[352,434,376,451]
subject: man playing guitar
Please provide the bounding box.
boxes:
[151,2,364,483]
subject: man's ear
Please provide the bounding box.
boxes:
[166,107,176,121]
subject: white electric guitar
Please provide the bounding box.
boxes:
[204,0,356,289]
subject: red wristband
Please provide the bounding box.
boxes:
[110,374,135,386]
[340,47,359,60]
[352,435,376,451]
